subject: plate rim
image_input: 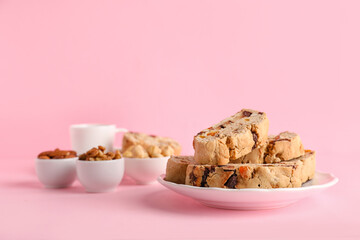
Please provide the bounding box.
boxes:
[157,171,339,192]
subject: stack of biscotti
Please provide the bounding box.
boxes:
[165,109,316,189]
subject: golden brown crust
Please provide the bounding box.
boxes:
[278,150,316,183]
[231,132,305,164]
[193,109,269,165]
[231,143,267,164]
[165,156,194,184]
[185,150,315,189]
[264,132,305,163]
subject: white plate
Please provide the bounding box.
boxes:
[157,171,338,210]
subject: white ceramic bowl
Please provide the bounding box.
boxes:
[76,158,124,193]
[35,157,77,188]
[124,156,169,184]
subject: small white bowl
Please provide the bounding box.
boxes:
[35,157,77,188]
[124,156,169,184]
[76,158,124,193]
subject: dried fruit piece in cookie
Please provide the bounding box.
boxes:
[193,109,269,165]
[264,132,305,163]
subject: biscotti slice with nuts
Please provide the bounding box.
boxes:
[279,150,315,183]
[185,150,315,189]
[232,131,305,164]
[165,156,195,184]
[231,143,267,164]
[193,109,269,165]
[185,163,302,189]
[264,131,305,163]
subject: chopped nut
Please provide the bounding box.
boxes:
[106,152,115,159]
[161,146,175,156]
[151,153,163,158]
[123,150,133,158]
[147,145,162,158]
[114,150,122,159]
[38,149,77,159]
[79,146,122,161]
[87,148,99,157]
[133,145,149,158]
[98,150,105,158]
[98,145,106,152]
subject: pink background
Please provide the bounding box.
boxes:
[0,0,359,239]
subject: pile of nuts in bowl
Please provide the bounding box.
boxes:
[38,148,77,159]
[79,146,122,161]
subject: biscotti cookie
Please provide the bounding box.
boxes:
[185,163,302,189]
[193,109,269,165]
[232,132,305,164]
[122,132,181,158]
[279,150,315,183]
[231,143,267,164]
[165,156,195,184]
[264,131,305,163]
[185,150,315,189]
